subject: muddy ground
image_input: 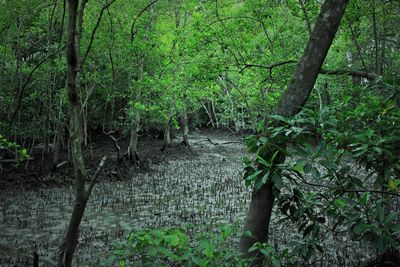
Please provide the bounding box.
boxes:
[0,130,382,266]
[0,130,251,266]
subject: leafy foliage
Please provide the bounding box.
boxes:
[105,224,294,267]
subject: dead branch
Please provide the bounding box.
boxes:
[86,156,107,196]
[103,130,124,160]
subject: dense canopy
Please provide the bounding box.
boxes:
[0,0,399,266]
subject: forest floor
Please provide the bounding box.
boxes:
[0,130,377,266]
[0,129,251,266]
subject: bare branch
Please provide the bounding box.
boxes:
[86,156,107,196]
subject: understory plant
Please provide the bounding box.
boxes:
[0,134,29,162]
[104,224,294,267]
[243,100,400,264]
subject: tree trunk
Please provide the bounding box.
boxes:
[182,112,190,147]
[211,100,219,128]
[128,118,140,165]
[57,1,87,265]
[127,58,143,166]
[203,103,214,127]
[52,131,61,168]
[127,2,153,164]
[162,120,171,150]
[239,0,349,264]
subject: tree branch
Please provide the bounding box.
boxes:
[86,156,107,196]
[8,46,66,130]
[79,0,117,70]
[130,0,159,43]
[319,69,378,80]
[240,60,379,80]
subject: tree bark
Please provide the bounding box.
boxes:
[127,58,143,166]
[239,0,349,264]
[163,120,171,149]
[127,1,153,165]
[182,111,190,147]
[203,103,214,127]
[56,0,107,266]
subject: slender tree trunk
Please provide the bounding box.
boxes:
[211,100,219,128]
[127,2,153,164]
[77,0,89,146]
[163,119,171,149]
[239,0,349,264]
[162,103,175,150]
[127,58,143,166]
[203,103,214,127]
[57,1,89,265]
[372,0,379,74]
[52,131,61,168]
[182,111,190,147]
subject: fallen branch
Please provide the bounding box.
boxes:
[205,138,242,146]
[56,161,68,168]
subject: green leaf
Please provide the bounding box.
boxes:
[375,205,384,224]
[245,169,263,182]
[293,163,304,173]
[203,243,215,258]
[303,224,314,237]
[311,167,320,180]
[256,155,270,167]
[304,164,312,174]
[319,160,336,170]
[334,198,346,208]
[271,258,281,267]
[272,174,282,190]
[388,178,398,192]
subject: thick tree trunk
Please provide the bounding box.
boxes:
[239,0,349,264]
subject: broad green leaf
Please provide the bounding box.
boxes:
[293,163,304,173]
[388,178,398,192]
